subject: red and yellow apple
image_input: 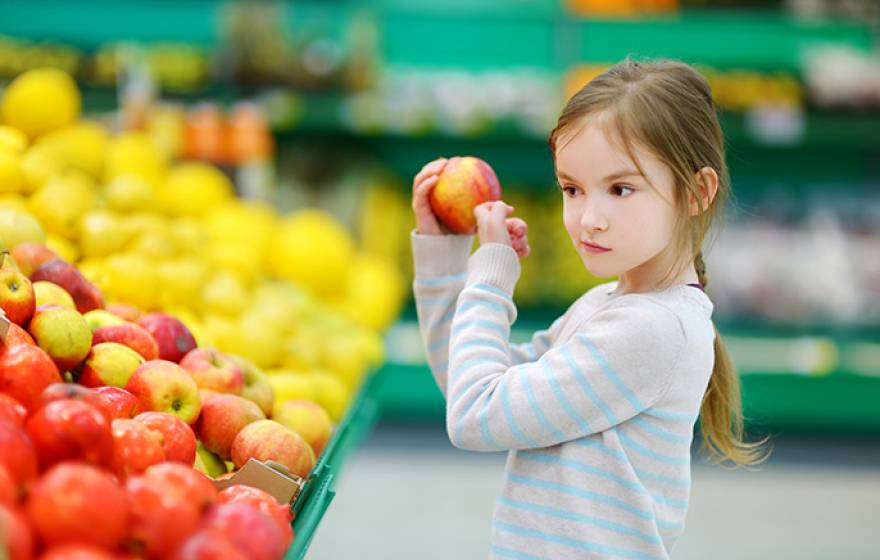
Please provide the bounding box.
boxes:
[0,323,34,349]
[231,419,315,478]
[109,418,165,478]
[200,502,289,560]
[9,242,56,277]
[195,394,264,460]
[92,322,159,361]
[31,258,104,314]
[232,355,274,416]
[0,252,35,326]
[27,305,92,372]
[273,399,333,457]
[93,386,142,420]
[125,360,201,424]
[0,344,62,411]
[137,312,197,363]
[83,309,127,331]
[218,485,293,546]
[32,280,75,309]
[180,348,244,394]
[428,156,502,233]
[135,411,197,465]
[105,302,141,322]
[78,342,145,388]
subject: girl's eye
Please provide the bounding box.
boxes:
[560,185,579,197]
[611,184,634,197]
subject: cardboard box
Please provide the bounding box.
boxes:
[213,458,307,505]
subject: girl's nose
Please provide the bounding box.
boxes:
[579,202,608,232]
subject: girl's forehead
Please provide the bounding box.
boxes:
[555,121,668,183]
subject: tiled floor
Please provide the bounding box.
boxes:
[307,423,880,559]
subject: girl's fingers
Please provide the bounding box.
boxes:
[412,158,448,191]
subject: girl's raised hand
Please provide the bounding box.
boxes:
[473,200,531,259]
[412,158,451,235]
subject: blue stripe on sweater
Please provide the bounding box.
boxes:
[541,359,591,434]
[644,407,695,424]
[560,345,618,427]
[429,306,456,330]
[502,381,540,448]
[631,416,692,446]
[414,272,467,286]
[521,371,567,444]
[493,521,664,560]
[490,544,546,560]
[458,298,508,316]
[452,337,508,358]
[451,318,508,339]
[577,333,645,412]
[469,282,512,301]
[618,431,690,466]
[498,495,663,545]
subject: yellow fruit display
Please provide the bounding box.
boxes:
[102,253,160,310]
[270,209,354,298]
[0,150,24,194]
[310,371,350,422]
[224,311,284,369]
[104,131,168,184]
[335,253,406,331]
[34,121,108,178]
[206,240,263,286]
[104,175,157,214]
[158,162,233,216]
[0,68,81,139]
[28,171,96,238]
[44,233,79,263]
[201,270,249,317]
[157,259,209,309]
[206,200,278,260]
[78,210,132,258]
[19,145,62,194]
[0,194,28,212]
[0,208,45,250]
[267,371,318,405]
[168,217,210,255]
[0,126,27,154]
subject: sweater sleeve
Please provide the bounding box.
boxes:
[447,243,687,451]
[411,230,475,398]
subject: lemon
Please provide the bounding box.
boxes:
[158,162,233,217]
[78,210,132,258]
[28,171,96,238]
[104,174,157,214]
[103,253,160,310]
[281,329,325,371]
[34,121,108,178]
[0,194,28,212]
[157,259,208,309]
[337,253,406,331]
[207,200,278,260]
[202,313,238,351]
[0,150,24,194]
[19,145,62,194]
[1,68,80,139]
[0,126,27,154]
[267,372,317,404]
[76,258,107,292]
[206,240,262,286]
[310,370,350,422]
[225,311,284,369]
[127,229,178,260]
[201,271,249,317]
[45,233,79,263]
[0,208,45,250]
[169,217,209,255]
[104,132,167,184]
[321,332,370,389]
[270,209,354,298]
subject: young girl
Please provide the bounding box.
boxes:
[410,59,766,559]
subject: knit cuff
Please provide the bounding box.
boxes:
[411,229,475,280]
[467,243,521,296]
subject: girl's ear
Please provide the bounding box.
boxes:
[690,167,719,216]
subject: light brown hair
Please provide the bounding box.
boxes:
[549,58,768,467]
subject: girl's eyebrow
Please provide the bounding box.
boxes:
[555,168,644,183]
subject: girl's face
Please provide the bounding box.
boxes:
[555,121,682,290]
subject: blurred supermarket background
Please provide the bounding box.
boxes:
[0,0,878,558]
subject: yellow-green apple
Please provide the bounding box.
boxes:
[94,386,141,420]
[195,394,264,460]
[428,156,502,233]
[200,501,289,560]
[194,442,227,478]
[109,418,165,478]
[180,348,244,394]
[92,322,159,361]
[0,394,26,427]
[217,485,293,544]
[83,309,127,331]
[25,399,113,469]
[27,305,93,372]
[31,258,104,313]
[231,419,315,478]
[78,342,145,388]
[32,280,75,309]
[0,252,35,326]
[137,312,197,363]
[0,344,62,411]
[10,242,57,277]
[273,399,333,457]
[135,411,197,465]
[125,360,201,424]
[0,421,38,497]
[0,503,35,560]
[105,302,141,322]
[25,462,127,550]
[232,355,274,416]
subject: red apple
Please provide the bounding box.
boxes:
[25,462,127,550]
[0,394,26,426]
[92,322,159,361]
[232,355,274,416]
[137,313,197,363]
[94,386,141,420]
[10,242,57,277]
[0,504,35,560]
[105,302,141,322]
[195,394,264,460]
[0,421,38,497]
[169,529,248,560]
[428,156,502,233]
[231,419,315,478]
[109,419,165,478]
[134,411,197,465]
[0,344,62,411]
[0,323,35,349]
[218,485,293,547]
[27,305,92,372]
[180,348,244,394]
[30,258,104,314]
[273,399,333,457]
[201,502,288,560]
[38,544,117,560]
[0,464,15,507]
[25,399,113,469]
[142,462,218,515]
[125,360,201,424]
[34,383,101,411]
[78,342,145,388]
[0,252,35,326]
[126,475,201,558]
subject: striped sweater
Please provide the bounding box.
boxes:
[412,232,716,560]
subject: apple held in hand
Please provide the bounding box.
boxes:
[125,360,201,424]
[429,156,501,234]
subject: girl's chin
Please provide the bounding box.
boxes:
[579,259,619,279]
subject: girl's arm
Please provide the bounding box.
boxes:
[446,243,687,452]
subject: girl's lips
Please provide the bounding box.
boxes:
[581,241,611,253]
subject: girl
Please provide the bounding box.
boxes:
[410,59,767,559]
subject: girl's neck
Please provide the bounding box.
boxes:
[614,261,699,296]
